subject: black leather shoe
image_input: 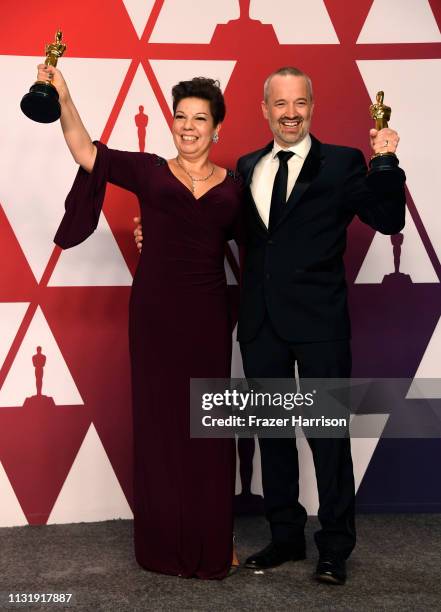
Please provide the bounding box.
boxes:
[315,558,346,585]
[244,542,306,569]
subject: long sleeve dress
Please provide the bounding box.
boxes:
[54,142,243,579]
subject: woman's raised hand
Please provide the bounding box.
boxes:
[37,64,70,104]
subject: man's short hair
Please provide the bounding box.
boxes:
[263,67,313,103]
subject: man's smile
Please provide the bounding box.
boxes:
[279,117,303,128]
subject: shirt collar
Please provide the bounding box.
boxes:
[271,133,312,161]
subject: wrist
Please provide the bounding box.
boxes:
[60,91,73,107]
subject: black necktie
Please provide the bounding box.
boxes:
[269,150,294,230]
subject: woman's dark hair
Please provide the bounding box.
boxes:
[172,77,226,126]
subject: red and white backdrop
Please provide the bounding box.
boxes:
[0,1,440,527]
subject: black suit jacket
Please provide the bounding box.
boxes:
[236,134,406,343]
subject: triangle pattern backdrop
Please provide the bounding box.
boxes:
[0,303,29,370]
[0,0,439,526]
[355,214,438,284]
[107,63,176,156]
[0,306,83,407]
[149,0,239,43]
[357,0,441,44]
[48,424,133,524]
[0,462,28,527]
[357,59,441,267]
[407,316,441,400]
[0,57,131,283]
[122,0,156,38]
[251,0,339,44]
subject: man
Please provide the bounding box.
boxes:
[134,66,406,585]
[236,66,405,585]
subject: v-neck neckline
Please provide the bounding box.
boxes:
[165,161,229,201]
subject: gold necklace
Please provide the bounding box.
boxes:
[176,156,215,194]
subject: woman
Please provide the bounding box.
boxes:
[38,62,242,579]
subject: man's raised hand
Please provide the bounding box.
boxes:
[370,127,399,156]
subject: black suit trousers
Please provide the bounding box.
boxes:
[240,317,356,559]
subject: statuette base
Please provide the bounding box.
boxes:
[20,82,61,123]
[368,152,404,191]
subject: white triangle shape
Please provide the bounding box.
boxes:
[108,63,176,159]
[235,439,241,495]
[0,56,131,282]
[349,414,390,491]
[355,214,437,283]
[231,326,245,379]
[0,303,29,370]
[234,436,264,497]
[0,461,28,527]
[150,0,238,43]
[251,0,339,44]
[234,437,265,497]
[225,257,238,285]
[298,415,389,515]
[250,436,263,496]
[357,59,441,265]
[407,316,441,399]
[48,214,132,287]
[357,0,441,43]
[225,240,239,286]
[47,423,133,524]
[0,306,83,407]
[122,0,156,38]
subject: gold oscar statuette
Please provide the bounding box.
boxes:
[369,91,396,160]
[367,90,402,188]
[20,30,67,123]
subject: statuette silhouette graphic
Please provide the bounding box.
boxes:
[382,233,412,286]
[135,105,149,152]
[20,30,67,123]
[392,233,404,274]
[24,344,55,408]
[32,346,46,396]
[212,0,278,46]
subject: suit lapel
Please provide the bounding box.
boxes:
[273,134,324,231]
[242,141,273,186]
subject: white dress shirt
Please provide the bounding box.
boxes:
[250,134,312,228]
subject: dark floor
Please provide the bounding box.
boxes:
[0,514,440,611]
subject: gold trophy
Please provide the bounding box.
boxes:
[20,30,67,123]
[368,90,403,188]
[369,91,396,161]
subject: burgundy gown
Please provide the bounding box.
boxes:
[54,142,243,579]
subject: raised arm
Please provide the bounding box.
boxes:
[36,63,97,172]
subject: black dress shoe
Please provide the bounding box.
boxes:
[315,557,346,585]
[244,542,306,569]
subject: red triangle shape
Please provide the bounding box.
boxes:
[0,204,38,300]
